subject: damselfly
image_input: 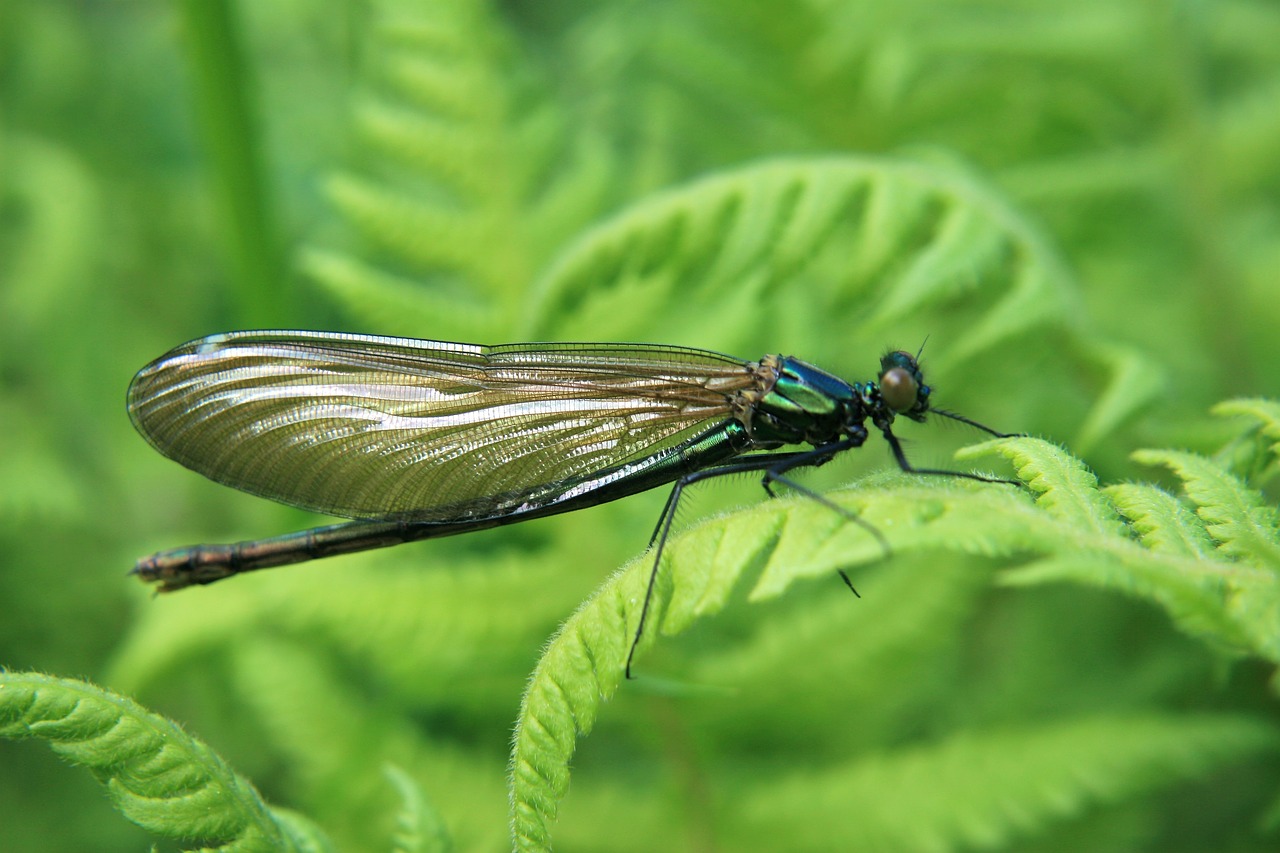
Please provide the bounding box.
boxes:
[129,332,1018,674]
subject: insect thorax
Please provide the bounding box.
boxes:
[732,355,864,448]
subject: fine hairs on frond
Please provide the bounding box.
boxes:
[512,424,1280,850]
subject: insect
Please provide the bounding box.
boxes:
[129,331,1018,675]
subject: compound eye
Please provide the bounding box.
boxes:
[879,366,919,413]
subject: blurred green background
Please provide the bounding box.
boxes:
[2,1,1279,850]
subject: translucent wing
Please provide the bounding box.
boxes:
[128,331,757,521]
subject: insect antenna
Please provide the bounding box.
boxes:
[930,408,1022,439]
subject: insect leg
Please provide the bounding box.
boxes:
[879,424,1022,486]
[755,441,888,592]
[627,446,868,678]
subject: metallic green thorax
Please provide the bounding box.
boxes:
[744,352,932,448]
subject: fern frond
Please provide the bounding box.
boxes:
[510,422,1280,848]
[384,764,453,853]
[720,714,1280,851]
[1212,398,1280,484]
[324,174,487,272]
[510,606,608,850]
[958,437,1129,539]
[0,671,324,851]
[111,551,578,710]
[1105,483,1215,557]
[298,248,493,341]
[311,2,609,338]
[521,154,1159,446]
[223,638,500,852]
[1134,449,1280,566]
[508,480,1039,849]
[526,156,1075,355]
[965,438,1270,655]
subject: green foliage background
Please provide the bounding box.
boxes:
[2,1,1280,850]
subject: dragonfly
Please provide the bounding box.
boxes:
[128,331,1019,675]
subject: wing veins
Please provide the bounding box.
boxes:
[129,333,761,519]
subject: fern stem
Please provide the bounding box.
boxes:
[178,0,287,325]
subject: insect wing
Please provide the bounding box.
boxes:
[128,332,756,520]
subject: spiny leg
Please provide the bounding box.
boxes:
[756,442,887,597]
[759,466,877,597]
[755,438,888,555]
[880,424,1022,486]
[625,445,875,679]
[623,426,1022,678]
[626,451,837,679]
[627,479,686,679]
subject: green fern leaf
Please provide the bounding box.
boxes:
[0,671,326,851]
[384,764,453,853]
[510,425,1280,848]
[958,437,1129,539]
[520,154,1159,450]
[1071,338,1167,453]
[298,248,493,342]
[966,438,1266,655]
[325,174,488,273]
[1212,398,1280,483]
[526,156,1074,354]
[310,2,609,338]
[1105,483,1216,557]
[720,714,1280,851]
[508,480,1040,850]
[1134,448,1280,566]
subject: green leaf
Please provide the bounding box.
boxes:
[0,671,325,852]
[958,437,1130,539]
[511,420,1280,848]
[309,2,610,339]
[384,764,452,853]
[526,156,1075,357]
[298,248,493,343]
[1071,338,1167,453]
[721,714,1280,852]
[1212,398,1280,484]
[963,438,1273,657]
[1105,483,1216,558]
[1134,449,1280,566]
[508,480,1040,850]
